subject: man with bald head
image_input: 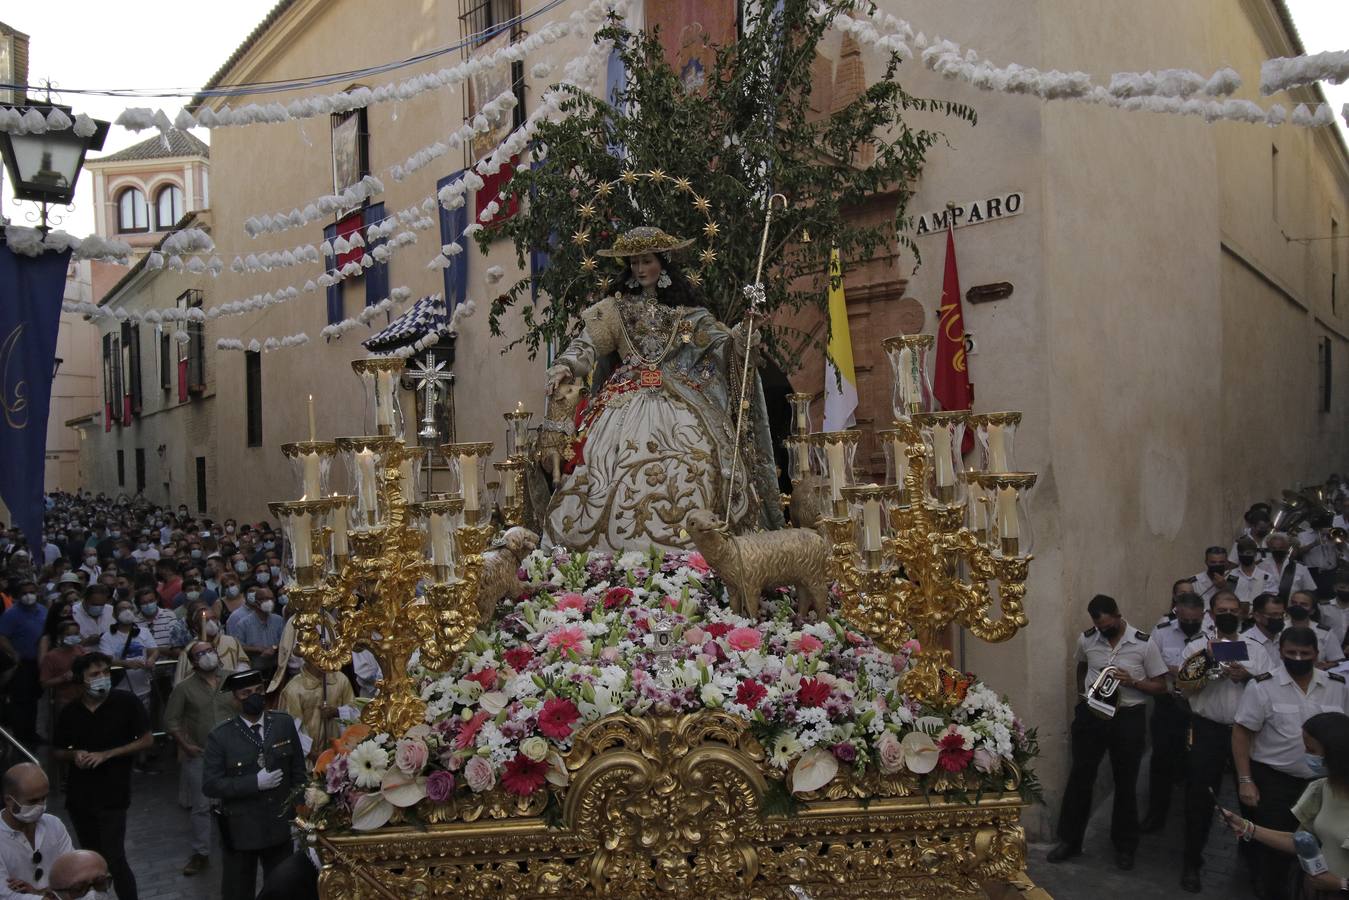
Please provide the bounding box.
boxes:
[0,762,72,897]
[44,849,110,900]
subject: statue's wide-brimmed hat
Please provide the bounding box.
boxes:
[595,226,694,258]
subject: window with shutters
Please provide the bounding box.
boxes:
[245,351,263,447]
[122,322,142,416]
[459,0,526,132]
[196,457,208,513]
[116,450,125,488]
[134,448,146,494]
[159,326,172,391]
[176,289,205,395]
[1319,337,1333,414]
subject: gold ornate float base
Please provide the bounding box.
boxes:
[314,713,1041,899]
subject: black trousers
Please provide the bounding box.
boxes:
[222,839,292,900]
[1182,715,1232,867]
[4,659,39,744]
[1056,701,1146,852]
[1147,692,1189,821]
[68,805,137,900]
[1250,760,1309,900]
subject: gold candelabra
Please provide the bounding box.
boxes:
[269,359,492,736]
[801,336,1037,705]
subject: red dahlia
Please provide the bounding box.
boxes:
[504,647,534,670]
[736,679,768,709]
[937,731,974,773]
[796,678,830,708]
[501,754,550,796]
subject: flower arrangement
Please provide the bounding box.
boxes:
[305,547,1038,830]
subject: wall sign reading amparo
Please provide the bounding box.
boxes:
[913,192,1024,235]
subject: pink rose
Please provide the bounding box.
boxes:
[791,633,823,654]
[972,748,1000,774]
[425,770,455,803]
[683,626,707,646]
[394,738,429,776]
[556,592,587,612]
[464,756,496,793]
[877,731,904,774]
[598,645,621,663]
[725,627,762,652]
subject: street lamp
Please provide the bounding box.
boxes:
[0,102,109,231]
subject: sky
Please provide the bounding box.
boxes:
[0,1,1345,239]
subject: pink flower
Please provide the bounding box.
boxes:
[454,711,489,750]
[725,627,762,652]
[501,753,550,796]
[662,595,680,610]
[797,678,830,708]
[972,748,1000,774]
[598,645,621,663]
[394,738,429,776]
[791,633,823,654]
[538,697,581,740]
[683,626,707,646]
[736,679,768,709]
[425,770,455,803]
[464,668,498,690]
[546,626,589,655]
[844,631,865,645]
[902,639,922,654]
[603,587,633,609]
[504,647,534,670]
[685,552,710,574]
[464,756,495,792]
[876,731,904,774]
[556,592,587,612]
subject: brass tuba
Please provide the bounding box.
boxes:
[1086,666,1123,719]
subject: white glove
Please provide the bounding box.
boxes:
[256,768,283,791]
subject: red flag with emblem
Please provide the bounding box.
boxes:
[934,223,974,451]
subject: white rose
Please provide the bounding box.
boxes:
[520,736,549,761]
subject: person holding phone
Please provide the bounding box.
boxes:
[1219,712,1349,898]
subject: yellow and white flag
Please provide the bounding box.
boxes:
[823,248,857,430]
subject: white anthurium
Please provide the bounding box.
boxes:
[790,746,839,794]
[350,791,394,831]
[900,731,940,775]
[380,769,428,808]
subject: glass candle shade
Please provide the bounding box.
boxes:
[783,435,812,485]
[961,471,992,542]
[493,459,525,512]
[787,393,814,436]
[970,412,1022,474]
[352,357,406,437]
[842,483,901,573]
[912,412,971,507]
[809,430,861,518]
[268,499,332,586]
[876,427,917,504]
[281,441,339,501]
[504,403,533,461]
[882,334,935,423]
[411,497,463,583]
[390,444,424,505]
[970,473,1037,557]
[442,442,494,526]
[336,435,400,531]
[328,495,354,566]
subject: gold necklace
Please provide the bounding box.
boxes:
[617,296,679,369]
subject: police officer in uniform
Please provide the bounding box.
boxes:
[1142,592,1206,832]
[202,668,306,900]
[1176,590,1268,893]
[1233,626,1349,900]
[1048,594,1168,870]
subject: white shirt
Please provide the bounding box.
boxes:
[41,543,60,568]
[1190,570,1231,603]
[1150,617,1204,670]
[1258,557,1318,596]
[1313,621,1346,664]
[1241,625,1285,670]
[70,603,113,641]
[0,813,73,898]
[352,650,383,698]
[1320,602,1348,649]
[131,546,160,562]
[1230,532,1270,561]
[1075,622,1168,708]
[1230,566,1277,608]
[1296,528,1338,571]
[1182,634,1269,724]
[100,624,158,699]
[1235,666,1349,776]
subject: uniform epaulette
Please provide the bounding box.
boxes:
[1329,672,1346,683]
[1156,618,1174,629]
[1315,622,1331,632]
[1186,575,1197,583]
[1226,574,1239,586]
[1082,626,1097,637]
[1134,629,1150,640]
[1253,672,1274,682]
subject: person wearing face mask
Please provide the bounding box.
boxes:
[97,600,158,718]
[251,565,272,591]
[1288,591,1346,669]
[1320,571,1349,651]
[153,560,181,609]
[0,579,48,748]
[0,763,72,897]
[1141,592,1208,834]
[1231,507,1275,561]
[1190,546,1234,604]
[1231,536,1277,618]
[1244,593,1293,671]
[1173,590,1269,892]
[1219,712,1349,899]
[1261,531,1318,600]
[226,588,284,678]
[217,574,245,621]
[51,654,151,900]
[172,607,244,685]
[1233,627,1349,900]
[202,669,306,900]
[76,553,99,584]
[278,654,354,761]
[43,849,111,900]
[69,588,111,649]
[164,642,238,878]
[39,619,87,723]
[1047,594,1169,870]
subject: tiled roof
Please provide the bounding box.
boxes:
[95,131,209,163]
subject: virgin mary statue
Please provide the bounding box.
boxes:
[541,226,784,553]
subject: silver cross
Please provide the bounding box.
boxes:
[408,357,451,443]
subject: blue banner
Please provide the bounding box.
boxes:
[0,243,69,553]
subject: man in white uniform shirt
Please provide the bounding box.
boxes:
[1230,507,1273,561]
[1286,591,1345,668]
[1048,594,1168,871]
[1241,593,1289,670]
[0,763,73,898]
[1258,532,1317,599]
[1319,570,1349,650]
[69,586,113,648]
[1233,626,1349,900]
[1190,547,1233,604]
[1175,591,1267,893]
[1230,537,1276,616]
[1143,593,1205,833]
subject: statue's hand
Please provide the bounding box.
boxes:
[546,364,573,395]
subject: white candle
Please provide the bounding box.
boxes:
[988,423,1008,472]
[292,511,313,569]
[862,493,882,552]
[330,499,349,556]
[356,449,378,521]
[967,481,986,530]
[890,434,908,486]
[429,511,453,569]
[302,452,321,500]
[460,453,479,512]
[825,441,846,502]
[504,467,517,503]
[307,394,317,441]
[794,406,807,434]
[997,486,1020,541]
[399,456,415,501]
[898,347,919,416]
[932,425,954,488]
[376,371,394,429]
